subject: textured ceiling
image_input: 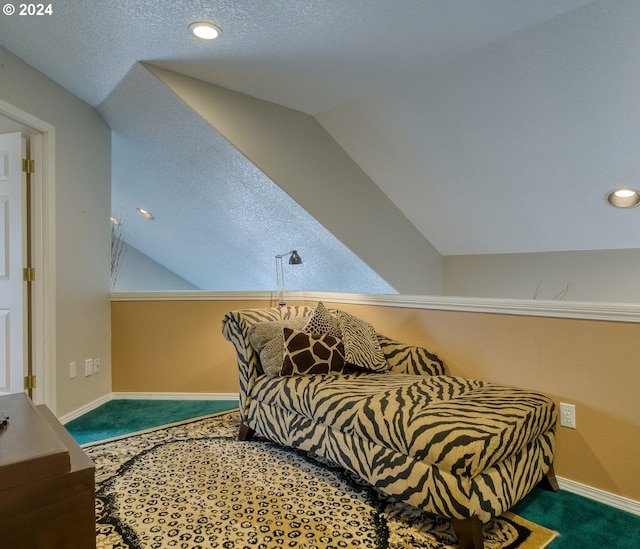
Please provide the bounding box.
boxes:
[1,0,636,292]
[0,0,596,114]
[104,63,395,292]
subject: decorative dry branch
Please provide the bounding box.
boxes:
[533,280,570,300]
[533,280,544,300]
[554,284,570,301]
[110,215,127,289]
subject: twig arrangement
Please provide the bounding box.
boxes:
[110,215,127,289]
[533,280,570,300]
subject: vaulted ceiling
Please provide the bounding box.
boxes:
[1,0,637,292]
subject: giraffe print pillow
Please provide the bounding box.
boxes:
[280,327,346,377]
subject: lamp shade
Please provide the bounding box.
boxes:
[288,250,302,264]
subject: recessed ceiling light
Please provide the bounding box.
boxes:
[137,208,155,220]
[110,216,121,226]
[606,188,640,209]
[189,21,222,41]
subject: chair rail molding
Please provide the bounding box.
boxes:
[110,291,640,323]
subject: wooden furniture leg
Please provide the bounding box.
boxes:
[540,463,560,492]
[238,423,255,441]
[451,516,484,549]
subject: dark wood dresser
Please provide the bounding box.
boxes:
[0,393,95,548]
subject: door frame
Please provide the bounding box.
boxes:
[0,98,56,411]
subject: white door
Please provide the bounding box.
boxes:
[0,132,26,395]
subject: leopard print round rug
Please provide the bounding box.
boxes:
[84,411,557,549]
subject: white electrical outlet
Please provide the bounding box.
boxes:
[85,358,93,377]
[93,358,101,374]
[560,402,576,429]
[69,361,77,379]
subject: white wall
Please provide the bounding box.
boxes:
[114,242,199,291]
[444,249,640,303]
[0,46,112,416]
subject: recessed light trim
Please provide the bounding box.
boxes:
[110,216,121,226]
[606,188,640,209]
[189,21,222,41]
[136,208,155,220]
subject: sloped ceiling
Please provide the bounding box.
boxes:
[318,0,640,255]
[103,63,397,292]
[1,0,637,292]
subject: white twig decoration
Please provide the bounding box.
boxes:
[110,215,127,289]
[533,280,570,300]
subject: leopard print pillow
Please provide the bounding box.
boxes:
[280,327,346,376]
[303,302,342,337]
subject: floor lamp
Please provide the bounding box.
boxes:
[275,250,302,305]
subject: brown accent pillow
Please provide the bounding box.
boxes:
[280,327,346,377]
[248,318,309,376]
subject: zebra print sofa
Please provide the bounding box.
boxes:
[222,305,558,549]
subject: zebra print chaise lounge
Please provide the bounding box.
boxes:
[221,304,558,549]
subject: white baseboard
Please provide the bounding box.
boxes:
[59,392,239,424]
[557,476,640,516]
[59,393,114,424]
[111,392,239,401]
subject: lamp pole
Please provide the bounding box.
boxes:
[274,250,302,306]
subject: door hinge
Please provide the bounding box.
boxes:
[22,158,35,174]
[23,267,36,282]
[24,374,37,390]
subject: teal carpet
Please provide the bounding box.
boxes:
[66,399,640,548]
[64,399,238,444]
[512,485,640,549]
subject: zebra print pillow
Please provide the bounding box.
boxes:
[336,310,388,373]
[280,328,346,376]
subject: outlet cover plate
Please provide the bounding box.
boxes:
[85,358,93,377]
[560,402,576,429]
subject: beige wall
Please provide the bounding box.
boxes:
[0,46,112,416]
[111,297,639,502]
[112,299,246,394]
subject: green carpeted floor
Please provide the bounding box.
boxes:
[66,399,640,548]
[64,399,239,445]
[511,485,640,549]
